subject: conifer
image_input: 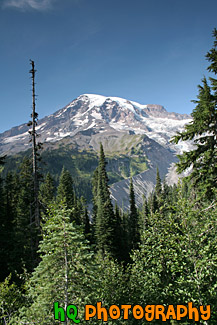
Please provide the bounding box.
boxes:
[93,144,116,257]
[39,172,55,208]
[155,167,162,198]
[57,168,74,209]
[172,29,217,198]
[19,205,94,324]
[12,157,37,273]
[0,172,19,279]
[129,177,140,250]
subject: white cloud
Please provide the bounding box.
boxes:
[2,0,55,11]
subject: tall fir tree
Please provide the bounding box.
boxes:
[12,157,37,274]
[79,196,91,239]
[171,29,217,199]
[15,205,95,324]
[129,177,140,251]
[57,168,74,209]
[113,203,129,262]
[155,167,162,198]
[39,172,55,211]
[93,144,117,257]
[0,172,20,280]
[57,168,86,225]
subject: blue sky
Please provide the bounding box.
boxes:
[0,0,217,133]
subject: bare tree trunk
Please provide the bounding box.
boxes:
[29,60,40,227]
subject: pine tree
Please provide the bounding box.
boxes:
[0,275,25,324]
[0,172,20,280]
[79,196,91,238]
[171,29,217,198]
[139,196,149,234]
[12,157,37,273]
[113,203,128,262]
[16,205,94,324]
[57,168,74,209]
[155,167,162,198]
[93,144,116,257]
[0,155,6,168]
[39,172,55,211]
[149,191,158,214]
[129,177,140,251]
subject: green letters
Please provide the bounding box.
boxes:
[54,302,65,322]
[54,302,80,323]
[67,305,80,323]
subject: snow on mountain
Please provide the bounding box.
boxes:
[0,94,192,155]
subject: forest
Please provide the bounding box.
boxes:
[0,30,217,324]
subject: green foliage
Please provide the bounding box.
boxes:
[0,275,25,324]
[0,172,19,280]
[130,185,217,324]
[129,178,140,251]
[92,144,129,262]
[39,172,55,208]
[155,167,162,198]
[15,205,95,324]
[11,157,39,275]
[93,144,117,257]
[171,30,217,199]
[4,143,147,204]
[89,253,130,324]
[57,167,74,209]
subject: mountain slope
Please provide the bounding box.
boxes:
[0,94,191,155]
[0,94,192,206]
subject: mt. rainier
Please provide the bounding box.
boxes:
[0,94,192,207]
[0,94,191,155]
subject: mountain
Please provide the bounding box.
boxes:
[0,94,192,207]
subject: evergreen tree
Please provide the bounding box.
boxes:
[93,252,130,322]
[130,192,217,324]
[12,157,37,274]
[92,144,117,257]
[162,178,170,202]
[171,29,217,198]
[57,167,74,209]
[83,207,91,238]
[155,167,162,198]
[139,197,149,234]
[0,155,6,166]
[16,205,94,324]
[129,177,140,251]
[113,203,129,262]
[0,275,25,324]
[79,196,91,239]
[0,172,19,280]
[148,191,158,214]
[39,172,55,208]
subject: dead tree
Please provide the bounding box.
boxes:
[29,60,40,227]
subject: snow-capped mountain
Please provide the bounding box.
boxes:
[0,94,192,155]
[0,94,193,207]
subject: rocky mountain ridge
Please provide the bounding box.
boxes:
[0,94,191,155]
[0,94,192,207]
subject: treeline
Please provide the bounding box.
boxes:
[0,145,167,280]
[0,145,216,324]
[0,29,217,324]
